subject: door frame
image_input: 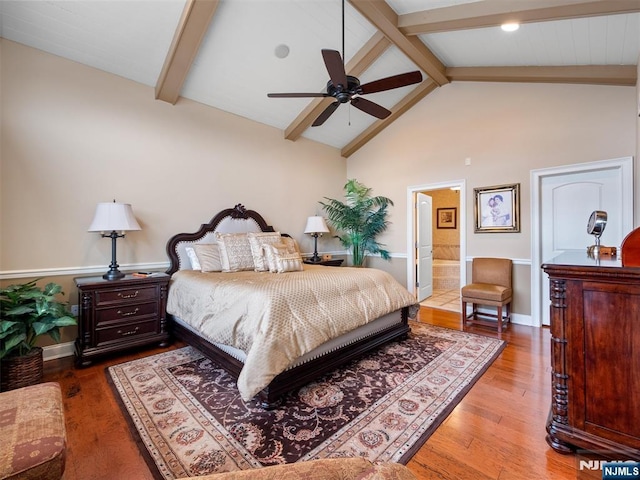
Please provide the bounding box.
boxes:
[530,156,634,327]
[406,180,467,298]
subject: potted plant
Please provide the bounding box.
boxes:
[0,279,77,391]
[320,179,393,267]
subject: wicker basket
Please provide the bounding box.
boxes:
[0,347,44,392]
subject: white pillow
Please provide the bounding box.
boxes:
[192,244,222,272]
[185,246,201,270]
[263,243,303,273]
[215,233,255,272]
[247,232,282,272]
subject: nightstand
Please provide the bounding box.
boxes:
[303,259,344,267]
[74,273,170,367]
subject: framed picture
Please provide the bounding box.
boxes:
[437,207,457,229]
[474,183,520,233]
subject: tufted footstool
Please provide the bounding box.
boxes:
[0,382,67,480]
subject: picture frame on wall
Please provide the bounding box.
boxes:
[474,183,520,233]
[437,207,457,229]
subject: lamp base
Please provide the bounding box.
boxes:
[102,231,126,280]
[103,269,125,281]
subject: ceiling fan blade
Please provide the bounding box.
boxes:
[312,101,340,127]
[351,97,391,120]
[268,93,329,98]
[322,49,348,89]
[359,71,423,95]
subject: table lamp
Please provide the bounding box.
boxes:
[88,201,141,280]
[304,216,329,263]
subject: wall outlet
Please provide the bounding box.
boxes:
[70,304,79,316]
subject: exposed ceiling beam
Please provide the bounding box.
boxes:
[349,0,449,86]
[341,79,438,158]
[447,65,637,86]
[285,32,391,141]
[399,0,640,35]
[155,0,219,104]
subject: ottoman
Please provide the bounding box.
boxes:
[176,457,418,480]
[0,382,67,480]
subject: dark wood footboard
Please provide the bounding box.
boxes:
[170,306,410,409]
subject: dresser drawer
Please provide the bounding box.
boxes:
[96,301,158,326]
[95,320,159,346]
[95,285,157,306]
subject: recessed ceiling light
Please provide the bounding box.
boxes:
[274,44,290,59]
[501,22,520,32]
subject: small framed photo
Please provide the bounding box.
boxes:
[474,183,520,233]
[437,207,457,229]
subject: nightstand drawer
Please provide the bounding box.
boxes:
[95,286,157,306]
[95,320,159,346]
[96,302,158,326]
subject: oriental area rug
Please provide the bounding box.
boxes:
[107,322,505,480]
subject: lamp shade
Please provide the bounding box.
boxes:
[88,202,141,232]
[304,216,329,234]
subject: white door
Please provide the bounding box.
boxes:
[417,193,433,301]
[538,161,633,325]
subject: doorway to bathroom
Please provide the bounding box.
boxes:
[407,180,466,313]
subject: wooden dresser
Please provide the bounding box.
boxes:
[542,251,640,460]
[74,273,170,367]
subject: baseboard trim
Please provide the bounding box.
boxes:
[43,341,75,361]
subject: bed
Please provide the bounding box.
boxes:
[165,204,417,408]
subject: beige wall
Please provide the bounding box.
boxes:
[347,80,637,316]
[1,40,346,274]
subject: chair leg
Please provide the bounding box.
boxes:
[497,305,503,333]
[461,300,467,329]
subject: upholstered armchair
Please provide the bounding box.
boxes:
[461,257,513,333]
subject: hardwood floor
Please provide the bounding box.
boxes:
[42,307,581,479]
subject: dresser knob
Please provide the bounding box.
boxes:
[117,308,139,317]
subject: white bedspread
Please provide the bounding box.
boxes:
[166,264,417,401]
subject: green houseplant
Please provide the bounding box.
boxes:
[320,179,393,267]
[0,279,77,391]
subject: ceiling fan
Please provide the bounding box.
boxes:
[267,2,423,127]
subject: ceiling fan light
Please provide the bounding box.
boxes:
[501,22,520,32]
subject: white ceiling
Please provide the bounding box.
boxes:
[1,0,639,155]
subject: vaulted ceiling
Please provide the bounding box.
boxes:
[1,0,639,157]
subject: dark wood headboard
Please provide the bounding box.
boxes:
[165,204,275,275]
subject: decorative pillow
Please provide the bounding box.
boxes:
[184,246,201,270]
[263,243,303,273]
[192,244,222,272]
[215,233,255,272]
[281,235,301,254]
[247,232,282,272]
